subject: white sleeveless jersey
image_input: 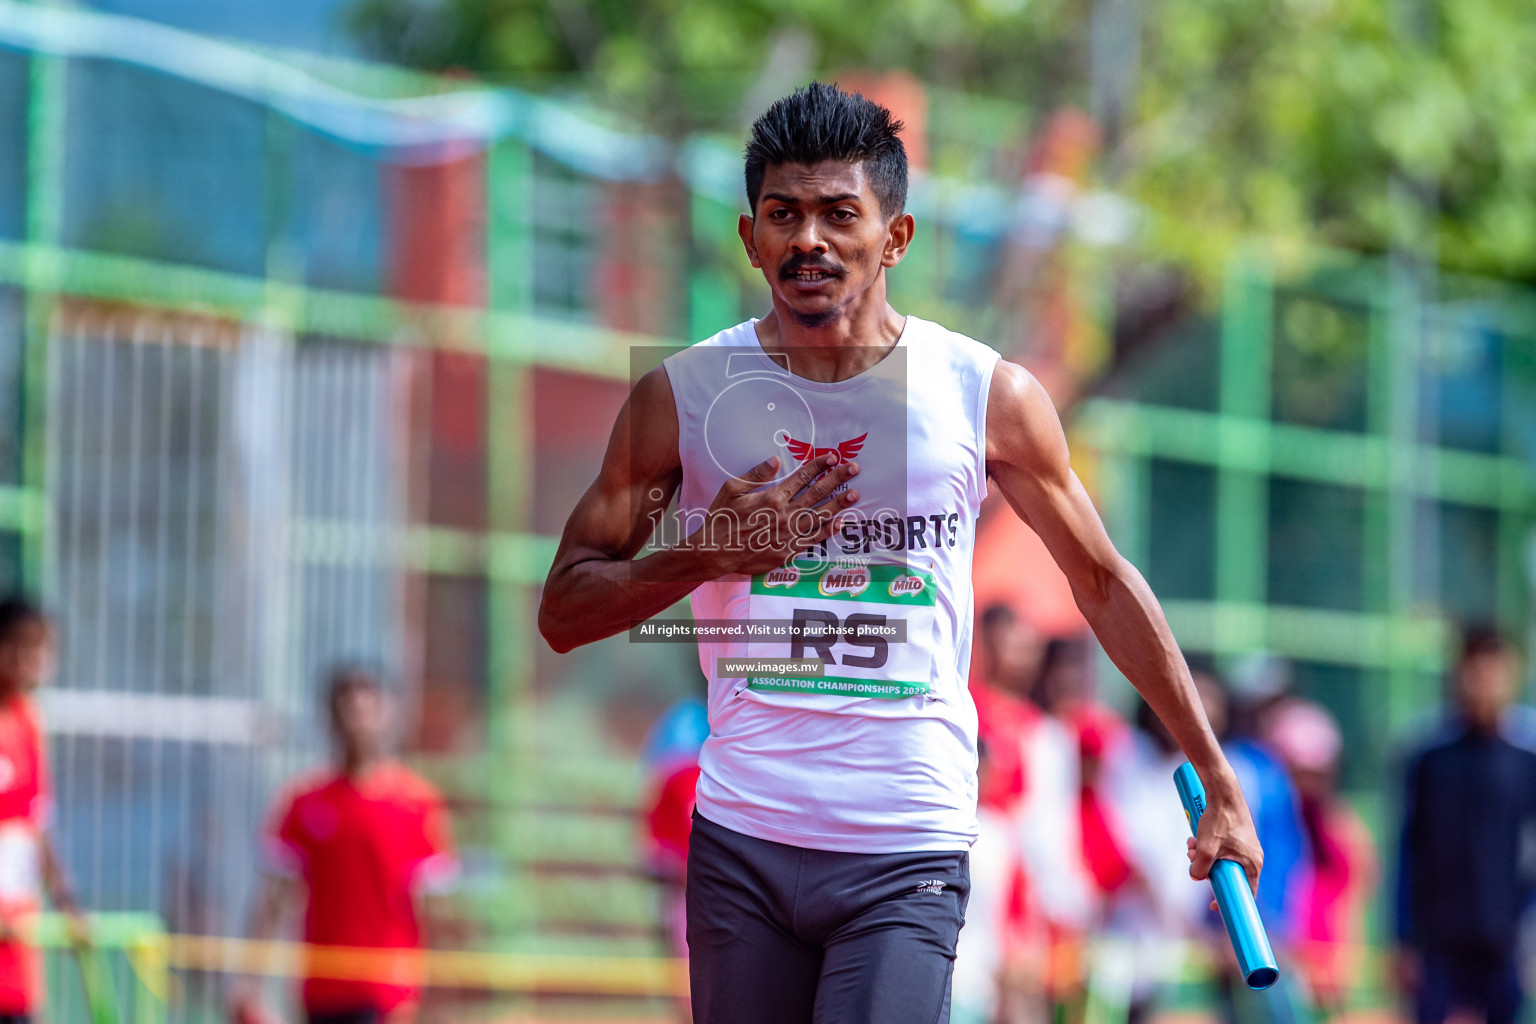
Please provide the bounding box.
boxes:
[661,316,1000,852]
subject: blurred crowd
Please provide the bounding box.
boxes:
[640,612,1536,1024]
[0,589,1527,1024]
[950,606,1374,1024]
[947,611,1536,1024]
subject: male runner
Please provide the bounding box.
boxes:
[234,668,457,1024]
[539,82,1262,1024]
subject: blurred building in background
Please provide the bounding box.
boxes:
[0,0,1532,1020]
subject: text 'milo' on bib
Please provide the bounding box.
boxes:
[742,560,936,698]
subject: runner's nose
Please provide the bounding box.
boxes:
[790,220,828,255]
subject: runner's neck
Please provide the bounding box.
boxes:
[754,303,907,383]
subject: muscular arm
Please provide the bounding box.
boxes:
[538,367,860,653]
[985,360,1263,888]
[538,368,699,653]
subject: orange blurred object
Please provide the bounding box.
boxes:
[830,70,928,171]
[971,502,1087,640]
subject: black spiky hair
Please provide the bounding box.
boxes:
[744,82,908,216]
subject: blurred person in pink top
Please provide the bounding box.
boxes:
[1266,699,1375,1013]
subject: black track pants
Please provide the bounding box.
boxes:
[686,811,970,1024]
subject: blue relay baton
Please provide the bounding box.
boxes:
[1174,762,1279,990]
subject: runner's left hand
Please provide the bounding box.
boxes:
[1184,774,1263,911]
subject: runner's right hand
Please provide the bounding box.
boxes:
[689,453,860,576]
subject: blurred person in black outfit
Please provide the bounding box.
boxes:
[1395,626,1536,1024]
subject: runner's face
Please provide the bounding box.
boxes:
[740,161,908,325]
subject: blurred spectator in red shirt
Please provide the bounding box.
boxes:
[234,667,458,1024]
[1004,629,1094,1012]
[1031,637,1125,1000]
[0,596,86,1024]
[954,604,1044,1024]
[1077,716,1133,898]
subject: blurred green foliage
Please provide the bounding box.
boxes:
[1132,0,1536,285]
[347,0,1078,131]
[349,0,1536,285]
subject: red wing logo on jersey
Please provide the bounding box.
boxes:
[785,432,868,466]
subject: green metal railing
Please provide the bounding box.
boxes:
[1086,246,1536,803]
[36,913,168,1024]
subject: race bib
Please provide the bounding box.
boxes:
[744,560,936,699]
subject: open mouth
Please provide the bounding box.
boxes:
[783,262,841,286]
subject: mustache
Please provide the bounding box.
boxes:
[780,255,844,278]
